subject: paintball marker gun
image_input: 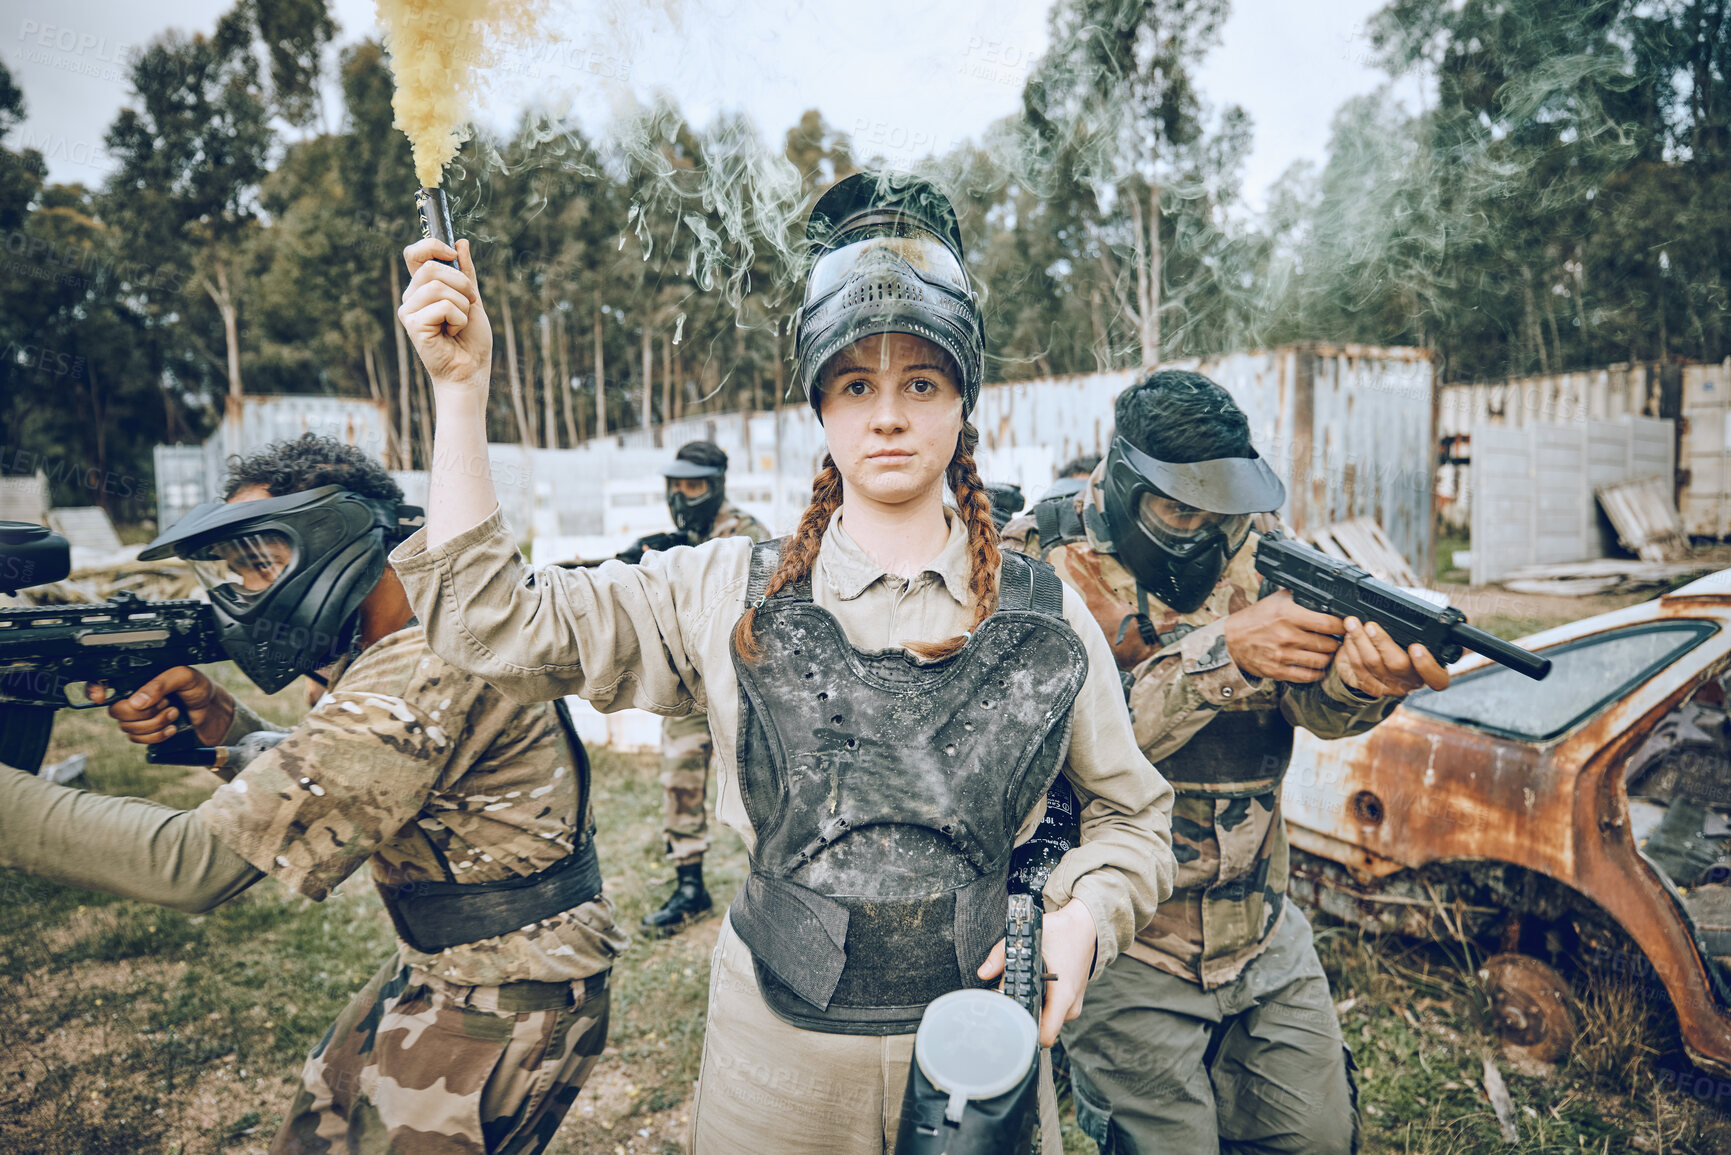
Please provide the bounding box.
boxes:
[552,529,699,569]
[1254,531,1552,681]
[0,520,227,773]
[895,893,1046,1154]
[614,529,697,565]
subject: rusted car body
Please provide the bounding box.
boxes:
[1284,571,1731,1075]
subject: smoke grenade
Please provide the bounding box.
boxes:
[416,186,458,268]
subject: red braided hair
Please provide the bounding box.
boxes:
[733,423,1001,662]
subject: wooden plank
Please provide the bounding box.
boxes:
[1309,517,1423,587]
[1359,520,1423,586]
[47,507,123,554]
[1307,529,1352,561]
[1597,475,1688,563]
[1503,577,1628,597]
[1335,518,1421,587]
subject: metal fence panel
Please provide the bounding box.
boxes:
[1470,417,1675,583]
[1470,426,1536,585]
[152,444,209,529]
[282,345,1435,573]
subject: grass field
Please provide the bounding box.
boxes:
[5,621,1731,1153]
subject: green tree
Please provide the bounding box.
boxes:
[1022,0,1235,367]
[103,5,272,402]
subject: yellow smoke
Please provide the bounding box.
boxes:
[375,0,548,187]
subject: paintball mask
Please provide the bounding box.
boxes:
[139,486,424,693]
[795,173,984,415]
[663,442,727,537]
[1100,436,1285,614]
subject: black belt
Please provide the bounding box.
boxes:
[378,836,604,954]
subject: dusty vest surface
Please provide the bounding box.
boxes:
[728,543,1088,1034]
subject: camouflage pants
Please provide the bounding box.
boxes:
[1060,910,1357,1154]
[272,953,610,1155]
[661,711,714,866]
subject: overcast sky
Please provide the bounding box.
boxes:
[4,0,1423,212]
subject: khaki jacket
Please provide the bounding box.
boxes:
[391,506,1175,976]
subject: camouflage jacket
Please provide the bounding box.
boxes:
[703,499,771,545]
[197,624,628,988]
[1015,466,1399,988]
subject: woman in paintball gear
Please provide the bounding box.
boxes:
[391,170,1175,1155]
[0,435,625,1154]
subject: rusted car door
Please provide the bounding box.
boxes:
[1285,601,1731,1072]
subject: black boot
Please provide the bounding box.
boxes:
[640,863,713,937]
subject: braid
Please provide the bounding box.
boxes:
[733,455,844,660]
[905,422,1000,662]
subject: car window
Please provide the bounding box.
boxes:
[1404,621,1718,742]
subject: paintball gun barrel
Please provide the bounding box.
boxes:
[551,530,699,569]
[1254,531,1552,681]
[1,521,228,773]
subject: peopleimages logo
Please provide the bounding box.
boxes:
[16,21,135,86]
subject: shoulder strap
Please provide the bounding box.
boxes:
[1059,500,1085,544]
[997,550,1066,618]
[744,538,813,606]
[1033,500,1061,553]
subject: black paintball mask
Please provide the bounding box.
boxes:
[663,442,728,536]
[139,485,425,693]
[1099,436,1286,614]
[794,172,984,416]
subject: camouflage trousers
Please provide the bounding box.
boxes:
[1060,910,1357,1154]
[661,711,714,866]
[272,952,610,1155]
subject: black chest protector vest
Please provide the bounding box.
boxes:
[728,542,1090,1035]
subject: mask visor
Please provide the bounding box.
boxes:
[666,478,716,503]
[1111,436,1286,517]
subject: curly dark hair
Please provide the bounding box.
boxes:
[1114,370,1253,464]
[222,433,402,502]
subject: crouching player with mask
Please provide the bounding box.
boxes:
[1021,374,1450,1154]
[0,434,626,1155]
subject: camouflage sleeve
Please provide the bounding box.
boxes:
[1127,619,1279,763]
[999,516,1037,557]
[390,506,752,715]
[1276,665,1400,740]
[196,638,474,902]
[218,698,286,746]
[741,516,772,543]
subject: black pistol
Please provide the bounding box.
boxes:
[1253,531,1551,681]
